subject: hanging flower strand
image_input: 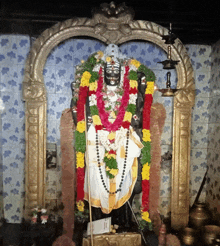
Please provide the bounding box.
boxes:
[75,71,90,212]
[141,81,154,226]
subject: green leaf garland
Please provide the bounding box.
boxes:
[75,131,86,153]
[140,141,151,165]
[138,64,156,81]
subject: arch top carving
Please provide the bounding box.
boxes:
[23,2,195,230]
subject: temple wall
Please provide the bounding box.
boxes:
[206,40,220,213]
[187,44,212,207]
[0,35,29,222]
[0,34,213,222]
[0,94,3,219]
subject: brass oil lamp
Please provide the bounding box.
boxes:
[157,23,179,97]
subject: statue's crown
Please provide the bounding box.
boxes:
[102,44,126,62]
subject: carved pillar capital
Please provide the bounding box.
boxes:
[23,80,46,102]
[174,88,195,108]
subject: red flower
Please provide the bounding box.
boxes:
[77,86,88,121]
[142,94,153,130]
[95,125,103,132]
[121,121,130,129]
[109,150,116,155]
[89,90,96,96]
[129,88,138,94]
[142,179,150,211]
[77,167,85,201]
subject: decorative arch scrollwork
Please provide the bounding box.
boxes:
[23,2,195,230]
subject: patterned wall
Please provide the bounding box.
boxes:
[0,89,3,219]
[188,45,212,206]
[0,35,29,222]
[206,41,220,213]
[0,34,213,223]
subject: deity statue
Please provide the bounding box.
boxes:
[71,44,155,231]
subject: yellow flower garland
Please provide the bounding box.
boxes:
[76,120,86,133]
[145,81,154,94]
[142,129,151,142]
[130,80,138,88]
[142,163,150,180]
[76,152,85,168]
[80,71,91,87]
[92,115,102,125]
[89,81,98,91]
[76,200,84,212]
[123,111,132,122]
[142,211,151,222]
[109,169,118,176]
[105,153,116,159]
[131,59,141,68]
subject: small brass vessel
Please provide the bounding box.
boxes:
[182,227,196,245]
[202,225,220,245]
[189,202,212,228]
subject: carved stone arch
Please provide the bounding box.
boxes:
[23,4,195,230]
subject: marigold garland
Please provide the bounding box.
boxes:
[76,152,85,168]
[142,211,151,223]
[141,80,154,226]
[76,120,86,133]
[76,200,84,212]
[142,129,151,142]
[74,51,155,228]
[141,162,150,180]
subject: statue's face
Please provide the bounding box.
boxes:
[104,60,121,86]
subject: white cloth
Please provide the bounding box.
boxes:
[84,124,142,214]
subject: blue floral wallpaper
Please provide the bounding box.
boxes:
[206,40,220,214]
[188,44,212,207]
[0,34,216,223]
[0,93,3,219]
